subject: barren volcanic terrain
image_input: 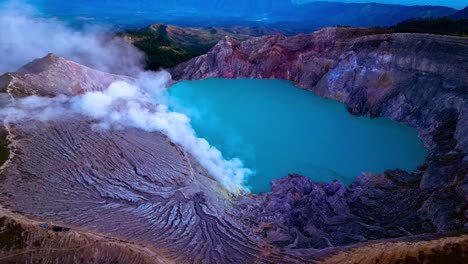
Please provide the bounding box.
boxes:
[0,28,467,263]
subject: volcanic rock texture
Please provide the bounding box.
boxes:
[173,27,468,256]
[0,55,281,263]
[0,28,467,263]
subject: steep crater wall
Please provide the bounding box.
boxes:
[0,55,273,263]
[172,27,468,249]
[0,28,466,263]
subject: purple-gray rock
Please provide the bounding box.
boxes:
[0,27,467,263]
[173,27,468,253]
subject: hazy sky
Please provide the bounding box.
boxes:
[295,1,466,9]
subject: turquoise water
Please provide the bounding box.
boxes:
[168,78,428,193]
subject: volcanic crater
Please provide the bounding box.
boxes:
[0,27,466,263]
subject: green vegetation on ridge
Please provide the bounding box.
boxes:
[393,17,468,37]
[119,24,283,71]
[119,27,195,70]
[120,17,467,71]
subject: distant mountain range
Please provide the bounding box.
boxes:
[31,0,461,30]
[274,1,457,27]
[452,6,468,18]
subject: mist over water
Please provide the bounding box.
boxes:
[169,78,429,193]
[0,1,432,195]
[0,75,252,194]
[0,1,251,194]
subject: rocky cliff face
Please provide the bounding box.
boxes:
[0,208,168,264]
[0,28,466,263]
[0,54,133,97]
[172,28,467,182]
[0,56,281,263]
[173,27,468,251]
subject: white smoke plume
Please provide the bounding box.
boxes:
[0,1,144,76]
[0,1,251,194]
[0,74,251,193]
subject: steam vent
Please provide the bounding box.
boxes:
[0,1,467,263]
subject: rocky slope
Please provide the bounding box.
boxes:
[317,233,468,264]
[172,28,468,154]
[173,27,468,250]
[0,54,133,97]
[0,207,167,264]
[119,23,285,70]
[0,56,279,263]
[144,24,285,51]
[0,28,466,263]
